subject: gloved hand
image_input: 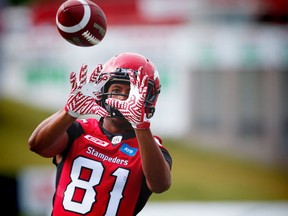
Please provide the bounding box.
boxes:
[64,64,109,118]
[105,67,150,129]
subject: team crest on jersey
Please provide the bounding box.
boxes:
[120,143,138,156]
[84,135,109,147]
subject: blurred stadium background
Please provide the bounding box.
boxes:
[0,0,288,215]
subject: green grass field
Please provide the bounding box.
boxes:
[1,98,288,201]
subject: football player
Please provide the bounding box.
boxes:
[28,52,172,216]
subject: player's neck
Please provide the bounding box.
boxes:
[102,117,133,134]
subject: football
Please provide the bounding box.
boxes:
[56,0,107,47]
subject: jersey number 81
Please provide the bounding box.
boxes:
[63,157,130,215]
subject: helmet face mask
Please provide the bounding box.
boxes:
[96,53,161,118]
[97,68,132,118]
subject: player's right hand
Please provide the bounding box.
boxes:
[64,64,108,118]
[105,67,151,129]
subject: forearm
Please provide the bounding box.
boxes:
[135,128,171,193]
[28,108,76,157]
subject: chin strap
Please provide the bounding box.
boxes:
[106,105,125,118]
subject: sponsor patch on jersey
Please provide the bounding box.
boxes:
[84,135,109,147]
[120,143,138,156]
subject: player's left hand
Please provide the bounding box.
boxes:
[105,67,150,129]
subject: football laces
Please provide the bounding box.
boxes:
[82,30,101,45]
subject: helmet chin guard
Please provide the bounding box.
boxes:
[96,52,161,118]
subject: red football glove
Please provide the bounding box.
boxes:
[65,64,109,118]
[105,67,150,129]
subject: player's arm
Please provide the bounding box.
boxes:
[135,128,171,193]
[105,67,171,193]
[28,64,108,158]
[28,109,75,157]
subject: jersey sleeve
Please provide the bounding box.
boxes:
[52,121,84,166]
[161,148,172,169]
[66,121,84,145]
[154,135,173,169]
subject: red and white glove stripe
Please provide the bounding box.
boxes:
[64,64,108,118]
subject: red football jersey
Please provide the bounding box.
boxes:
[51,118,171,216]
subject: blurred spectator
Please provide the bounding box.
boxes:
[256,0,288,24]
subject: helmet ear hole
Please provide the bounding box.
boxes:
[146,107,155,119]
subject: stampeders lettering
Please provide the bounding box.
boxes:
[86,146,128,165]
